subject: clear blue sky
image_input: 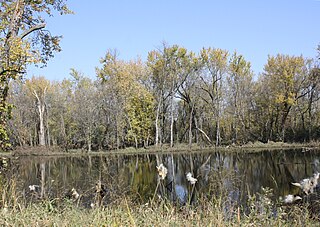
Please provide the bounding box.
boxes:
[27,0,320,81]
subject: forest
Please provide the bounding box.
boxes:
[1,1,320,152]
[6,45,320,151]
[1,2,320,225]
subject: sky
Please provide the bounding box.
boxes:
[27,0,320,81]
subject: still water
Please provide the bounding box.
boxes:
[2,148,320,208]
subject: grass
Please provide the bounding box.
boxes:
[1,141,319,157]
[0,170,318,226]
[0,193,317,226]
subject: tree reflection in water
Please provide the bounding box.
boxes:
[2,148,320,209]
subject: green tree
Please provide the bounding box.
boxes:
[0,0,71,149]
[97,50,154,149]
[126,87,155,148]
[97,50,131,149]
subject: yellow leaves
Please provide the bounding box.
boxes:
[275,94,285,104]
[229,51,252,77]
[275,92,295,106]
[200,47,229,71]
[126,86,155,143]
[265,54,304,79]
[25,76,51,99]
[0,37,40,77]
[99,52,146,100]
[264,54,308,111]
[177,47,187,58]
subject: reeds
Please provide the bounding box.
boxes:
[0,191,317,226]
[0,178,21,211]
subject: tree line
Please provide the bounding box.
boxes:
[7,44,320,151]
[0,0,72,150]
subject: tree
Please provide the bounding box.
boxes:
[198,48,229,146]
[47,78,74,149]
[97,50,131,149]
[25,76,51,146]
[69,69,101,152]
[261,54,310,141]
[0,0,71,149]
[148,44,194,147]
[97,50,155,149]
[172,52,200,148]
[227,51,254,144]
[8,79,36,146]
[126,87,155,148]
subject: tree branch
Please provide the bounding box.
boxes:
[0,69,26,76]
[20,23,46,39]
[195,127,213,145]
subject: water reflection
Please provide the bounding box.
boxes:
[3,148,320,208]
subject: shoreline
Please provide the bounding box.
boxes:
[1,142,319,157]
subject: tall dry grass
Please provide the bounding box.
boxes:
[0,170,318,226]
[0,193,317,226]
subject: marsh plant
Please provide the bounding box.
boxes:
[0,188,317,226]
[0,178,21,211]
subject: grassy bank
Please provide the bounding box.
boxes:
[0,180,317,226]
[1,141,320,157]
[0,195,317,226]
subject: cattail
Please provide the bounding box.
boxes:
[156,164,168,180]
[186,172,197,185]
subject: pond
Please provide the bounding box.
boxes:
[1,148,320,209]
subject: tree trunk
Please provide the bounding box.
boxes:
[215,72,222,146]
[196,126,213,145]
[194,117,199,144]
[87,135,92,152]
[116,114,120,150]
[281,106,292,142]
[34,90,46,146]
[215,86,221,146]
[40,162,45,198]
[308,90,314,141]
[155,92,161,146]
[36,99,46,146]
[170,93,174,147]
[188,104,194,149]
[60,114,68,150]
[46,120,50,146]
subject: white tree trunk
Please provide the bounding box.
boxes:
[38,105,45,146]
[87,133,92,152]
[188,104,194,149]
[170,94,174,147]
[34,89,46,146]
[155,92,162,146]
